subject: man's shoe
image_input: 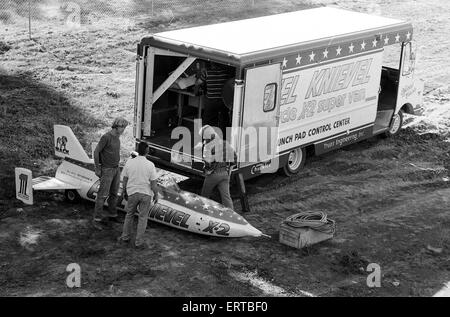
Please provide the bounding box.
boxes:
[117,237,130,245]
[134,243,149,250]
[93,217,112,229]
[92,220,105,230]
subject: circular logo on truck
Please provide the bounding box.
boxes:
[251,160,272,175]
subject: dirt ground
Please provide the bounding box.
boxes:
[0,0,449,297]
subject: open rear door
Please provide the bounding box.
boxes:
[396,41,423,113]
[238,63,281,173]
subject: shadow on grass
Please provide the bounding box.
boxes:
[0,71,104,201]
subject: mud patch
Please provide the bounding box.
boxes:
[332,250,369,275]
[0,41,11,54]
[369,147,401,160]
[401,170,446,182]
[320,161,378,176]
[0,231,10,242]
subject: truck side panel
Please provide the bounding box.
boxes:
[277,51,383,153]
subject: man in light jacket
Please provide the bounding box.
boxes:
[118,142,160,249]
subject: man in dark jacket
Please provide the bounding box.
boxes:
[93,117,129,227]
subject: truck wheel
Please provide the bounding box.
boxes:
[385,110,404,137]
[65,189,80,203]
[282,147,306,176]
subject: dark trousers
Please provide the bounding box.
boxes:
[201,169,233,209]
[93,167,121,220]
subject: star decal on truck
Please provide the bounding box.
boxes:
[275,29,412,71]
[360,41,367,50]
[349,43,355,53]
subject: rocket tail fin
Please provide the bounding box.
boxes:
[54,125,92,163]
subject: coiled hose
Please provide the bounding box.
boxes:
[283,211,336,235]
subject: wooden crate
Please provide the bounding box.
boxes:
[279,222,333,249]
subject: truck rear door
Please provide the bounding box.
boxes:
[396,41,423,113]
[238,63,282,173]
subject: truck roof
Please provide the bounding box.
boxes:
[141,7,413,67]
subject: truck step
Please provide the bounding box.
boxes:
[373,109,394,134]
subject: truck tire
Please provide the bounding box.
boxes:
[282,147,306,176]
[65,189,80,203]
[384,110,404,137]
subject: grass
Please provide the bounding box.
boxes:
[0,72,104,200]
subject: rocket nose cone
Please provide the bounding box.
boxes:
[246,225,265,238]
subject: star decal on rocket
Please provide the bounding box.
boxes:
[336,46,342,56]
[309,51,315,61]
[202,202,212,209]
[322,48,329,59]
[295,54,302,65]
[384,36,390,45]
[406,32,411,40]
[282,57,288,68]
[395,34,400,42]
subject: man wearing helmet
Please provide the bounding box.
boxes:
[197,125,237,209]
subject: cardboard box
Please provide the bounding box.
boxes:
[279,222,333,249]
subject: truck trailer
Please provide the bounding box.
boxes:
[133,7,424,211]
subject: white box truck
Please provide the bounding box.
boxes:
[133,7,424,210]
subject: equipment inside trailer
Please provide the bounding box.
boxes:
[147,55,236,150]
